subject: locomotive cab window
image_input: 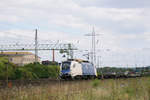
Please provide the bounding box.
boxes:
[62,62,71,70]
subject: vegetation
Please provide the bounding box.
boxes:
[0,57,60,80]
[97,66,150,76]
[91,79,100,88]
[1,77,150,100]
[0,57,16,80]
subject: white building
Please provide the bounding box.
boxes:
[0,52,41,66]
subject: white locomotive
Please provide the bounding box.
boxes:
[60,59,97,79]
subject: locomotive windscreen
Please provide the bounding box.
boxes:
[62,62,71,70]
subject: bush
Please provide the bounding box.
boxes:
[46,65,60,78]
[0,57,16,80]
[92,79,100,88]
[15,67,38,80]
[0,57,60,80]
[23,63,60,79]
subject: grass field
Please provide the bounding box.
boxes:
[0,77,150,100]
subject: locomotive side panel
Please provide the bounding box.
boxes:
[81,62,97,77]
[70,61,82,77]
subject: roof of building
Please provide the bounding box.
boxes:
[0,52,34,56]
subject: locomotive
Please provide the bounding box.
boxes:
[60,59,97,79]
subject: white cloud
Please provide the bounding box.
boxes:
[0,0,150,67]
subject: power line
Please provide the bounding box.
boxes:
[0,43,77,51]
[0,30,77,63]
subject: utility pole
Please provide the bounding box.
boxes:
[68,43,74,59]
[70,49,74,59]
[93,27,96,66]
[97,56,102,68]
[52,49,55,62]
[5,58,9,87]
[35,29,38,63]
[85,27,99,67]
[6,61,8,87]
[97,56,100,68]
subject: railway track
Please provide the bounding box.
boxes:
[0,74,143,89]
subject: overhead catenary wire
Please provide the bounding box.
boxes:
[0,30,78,63]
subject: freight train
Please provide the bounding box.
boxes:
[60,59,97,79]
[60,59,143,80]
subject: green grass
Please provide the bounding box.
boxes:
[1,77,150,100]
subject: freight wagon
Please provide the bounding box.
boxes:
[60,59,97,79]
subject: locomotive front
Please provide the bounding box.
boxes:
[60,61,72,79]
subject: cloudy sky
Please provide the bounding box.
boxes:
[0,0,150,67]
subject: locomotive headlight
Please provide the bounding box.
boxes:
[68,71,71,75]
